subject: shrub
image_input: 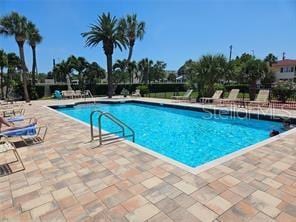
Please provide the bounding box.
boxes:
[213,83,225,91]
[137,85,149,97]
[272,80,296,103]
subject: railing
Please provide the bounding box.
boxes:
[90,110,135,145]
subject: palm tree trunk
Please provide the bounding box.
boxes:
[66,74,72,90]
[0,67,3,98]
[249,80,257,101]
[17,41,30,102]
[127,46,133,64]
[106,54,113,98]
[31,45,37,86]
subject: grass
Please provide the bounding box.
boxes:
[145,91,198,99]
[146,91,250,100]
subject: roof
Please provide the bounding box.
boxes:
[272,59,296,67]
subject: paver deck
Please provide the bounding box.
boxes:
[0,97,295,222]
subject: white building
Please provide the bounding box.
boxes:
[272,59,296,81]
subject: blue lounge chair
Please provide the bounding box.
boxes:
[54,90,62,99]
[0,124,47,145]
[6,115,25,122]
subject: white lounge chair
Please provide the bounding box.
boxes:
[218,89,240,105]
[247,89,270,108]
[132,89,141,97]
[200,90,223,104]
[62,90,75,99]
[172,89,193,101]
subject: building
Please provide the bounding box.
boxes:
[272,59,296,81]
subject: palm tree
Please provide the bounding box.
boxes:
[0,49,8,98]
[82,13,127,98]
[119,14,145,65]
[127,60,137,84]
[264,53,278,67]
[54,60,72,90]
[242,59,268,100]
[138,58,153,84]
[67,56,88,90]
[27,21,42,86]
[0,12,30,102]
[113,59,129,85]
[189,54,228,97]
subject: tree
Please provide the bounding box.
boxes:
[167,73,176,82]
[82,13,127,98]
[54,60,72,90]
[84,62,105,93]
[0,12,30,102]
[187,55,228,97]
[27,21,42,86]
[264,53,278,67]
[67,56,89,90]
[177,59,195,82]
[6,52,21,97]
[119,14,145,65]
[126,60,137,84]
[0,49,8,98]
[138,58,153,83]
[242,59,268,100]
[151,61,166,82]
[113,59,129,85]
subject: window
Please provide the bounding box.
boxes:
[291,67,294,72]
[280,67,283,73]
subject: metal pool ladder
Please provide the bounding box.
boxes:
[90,110,135,145]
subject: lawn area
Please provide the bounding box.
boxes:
[145,91,198,99]
[146,91,249,99]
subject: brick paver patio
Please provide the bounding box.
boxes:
[0,98,295,221]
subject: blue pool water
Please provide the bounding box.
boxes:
[56,102,283,167]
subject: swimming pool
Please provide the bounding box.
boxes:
[54,102,284,167]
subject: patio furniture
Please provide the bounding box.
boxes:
[0,107,25,117]
[0,124,48,145]
[0,138,25,172]
[218,89,240,105]
[132,89,141,97]
[172,89,193,101]
[54,90,62,99]
[247,89,270,108]
[74,90,82,98]
[62,90,75,99]
[200,90,223,104]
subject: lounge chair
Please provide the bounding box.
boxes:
[172,89,193,100]
[218,89,240,105]
[62,90,75,99]
[132,89,141,97]
[200,90,223,104]
[0,124,48,145]
[0,138,25,172]
[0,107,25,117]
[247,89,270,108]
[54,90,62,99]
[74,90,82,98]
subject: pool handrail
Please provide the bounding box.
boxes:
[90,110,135,145]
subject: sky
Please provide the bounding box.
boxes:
[1,0,296,73]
